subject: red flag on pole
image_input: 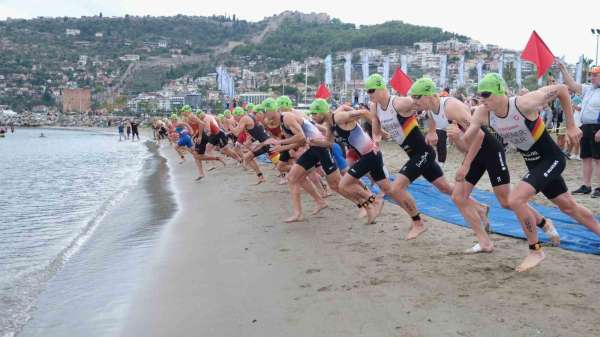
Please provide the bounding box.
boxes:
[521,31,555,79]
[389,67,413,96]
[315,83,331,99]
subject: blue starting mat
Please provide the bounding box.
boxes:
[366,177,600,255]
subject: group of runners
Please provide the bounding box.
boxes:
[155,70,600,273]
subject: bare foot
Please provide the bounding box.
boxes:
[372,197,385,218]
[406,223,427,240]
[541,219,560,246]
[278,177,287,185]
[477,204,491,233]
[311,202,328,215]
[464,243,494,254]
[252,175,266,185]
[218,158,226,167]
[357,207,367,218]
[195,176,204,181]
[285,213,304,223]
[516,249,545,272]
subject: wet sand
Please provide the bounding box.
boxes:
[122,141,600,337]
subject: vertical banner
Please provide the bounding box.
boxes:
[383,56,390,84]
[538,76,543,87]
[498,54,504,78]
[324,54,333,86]
[458,55,465,87]
[362,50,369,81]
[558,56,565,84]
[575,54,583,84]
[477,59,484,82]
[344,53,352,84]
[401,55,408,74]
[515,57,522,88]
[439,54,447,88]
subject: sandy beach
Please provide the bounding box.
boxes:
[121,140,600,337]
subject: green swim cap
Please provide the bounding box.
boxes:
[180,105,192,113]
[217,113,224,119]
[262,98,278,112]
[195,109,203,115]
[254,104,265,113]
[246,103,255,111]
[478,73,507,96]
[223,109,232,117]
[364,74,386,90]
[408,77,437,96]
[170,113,178,120]
[233,107,245,116]
[309,99,330,115]
[276,95,293,110]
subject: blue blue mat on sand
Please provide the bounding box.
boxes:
[367,177,600,255]
[258,154,600,255]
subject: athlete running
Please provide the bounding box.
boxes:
[410,77,557,253]
[463,73,600,272]
[367,74,488,240]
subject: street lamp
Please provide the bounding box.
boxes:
[592,28,600,66]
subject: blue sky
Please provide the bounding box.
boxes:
[1,0,598,63]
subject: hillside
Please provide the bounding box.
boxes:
[0,12,469,111]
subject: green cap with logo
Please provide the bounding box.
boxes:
[276,95,293,110]
[309,99,330,115]
[180,105,192,113]
[194,109,203,115]
[223,109,231,117]
[170,113,178,120]
[408,77,437,96]
[364,74,386,90]
[262,98,278,112]
[477,73,507,96]
[233,106,245,116]
[246,103,255,112]
[254,104,265,113]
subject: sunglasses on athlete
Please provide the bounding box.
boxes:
[479,92,492,99]
[411,95,423,100]
[367,89,376,94]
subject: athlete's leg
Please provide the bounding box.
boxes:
[550,192,600,236]
[451,182,492,252]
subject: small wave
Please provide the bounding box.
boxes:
[1,142,153,337]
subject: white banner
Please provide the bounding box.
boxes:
[401,55,408,74]
[458,55,465,86]
[558,56,565,84]
[477,59,484,83]
[344,53,352,84]
[324,54,333,86]
[538,76,543,87]
[515,57,522,88]
[216,66,235,98]
[498,54,504,78]
[575,54,584,84]
[383,56,390,84]
[362,51,369,81]
[439,54,447,88]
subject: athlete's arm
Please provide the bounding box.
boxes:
[309,116,335,148]
[424,111,438,146]
[369,102,383,144]
[230,116,249,136]
[517,84,582,144]
[278,114,306,146]
[556,58,582,94]
[461,105,487,145]
[444,99,474,152]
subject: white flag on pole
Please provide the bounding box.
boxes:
[324,55,333,86]
[515,57,522,88]
[383,56,390,84]
[344,53,352,84]
[362,50,369,81]
[439,54,447,88]
[477,59,484,82]
[458,55,465,86]
[575,54,584,84]
[401,55,408,74]
[498,54,504,78]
